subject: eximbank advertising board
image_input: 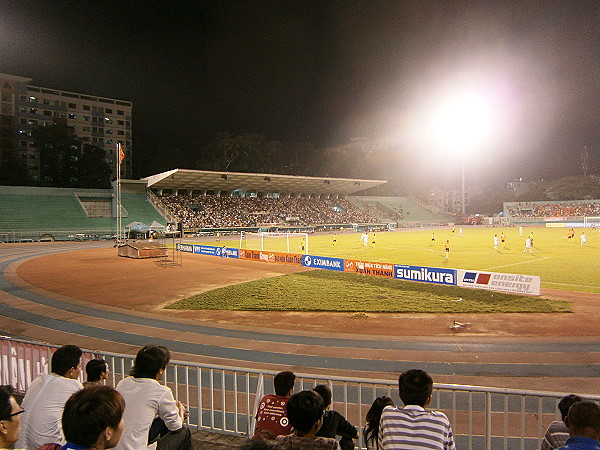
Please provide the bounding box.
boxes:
[177,244,541,295]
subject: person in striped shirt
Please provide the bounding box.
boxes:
[379,369,455,449]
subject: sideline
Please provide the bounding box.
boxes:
[483,257,550,271]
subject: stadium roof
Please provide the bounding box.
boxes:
[142,169,386,196]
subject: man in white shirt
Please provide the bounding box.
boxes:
[115,345,191,450]
[16,345,83,450]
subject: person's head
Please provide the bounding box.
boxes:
[273,371,295,397]
[313,385,331,408]
[398,369,433,407]
[62,385,125,449]
[364,396,394,440]
[286,390,326,435]
[133,345,170,379]
[0,385,23,448]
[86,359,109,383]
[558,394,583,422]
[565,401,600,441]
[52,345,83,379]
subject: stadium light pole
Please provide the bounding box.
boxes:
[428,87,494,217]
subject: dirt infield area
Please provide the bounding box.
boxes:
[16,246,600,339]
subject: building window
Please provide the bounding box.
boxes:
[105,108,112,114]
[83,116,90,121]
[82,126,91,131]
[106,129,113,134]
[106,138,113,144]
[68,103,76,109]
[117,120,124,125]
[83,105,90,110]
[68,113,76,119]
[27,119,37,125]
[117,130,124,135]
[29,107,38,114]
[43,99,52,105]
[43,110,52,116]
[117,110,124,115]
[104,117,113,124]
[28,96,37,103]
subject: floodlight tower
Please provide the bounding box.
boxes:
[429,88,495,216]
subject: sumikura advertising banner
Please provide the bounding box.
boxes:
[393,264,456,285]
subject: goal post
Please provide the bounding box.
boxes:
[239,231,309,254]
[583,216,600,228]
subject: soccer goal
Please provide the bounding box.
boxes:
[239,231,309,254]
[583,216,600,228]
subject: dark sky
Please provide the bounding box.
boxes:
[1,0,598,182]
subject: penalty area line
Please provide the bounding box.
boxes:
[483,257,550,271]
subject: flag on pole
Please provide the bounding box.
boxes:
[119,144,125,164]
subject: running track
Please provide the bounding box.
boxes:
[1,242,598,393]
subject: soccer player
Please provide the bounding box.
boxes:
[362,233,369,247]
[529,231,534,247]
[581,232,587,246]
[444,240,450,259]
[430,233,435,246]
[332,234,337,246]
[300,238,305,253]
[451,226,455,235]
[371,234,376,246]
[524,237,533,253]
[500,233,506,247]
[493,234,499,250]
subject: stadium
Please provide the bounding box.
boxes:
[1,169,600,449]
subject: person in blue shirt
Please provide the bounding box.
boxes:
[559,401,600,449]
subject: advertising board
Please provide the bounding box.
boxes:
[393,264,456,285]
[239,249,302,265]
[344,259,394,277]
[301,255,344,271]
[456,270,540,295]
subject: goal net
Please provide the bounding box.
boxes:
[239,231,309,254]
[583,216,600,228]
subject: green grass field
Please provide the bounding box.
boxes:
[166,226,596,313]
[230,226,599,294]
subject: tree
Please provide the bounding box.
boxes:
[544,176,600,200]
[0,153,29,186]
[196,132,284,173]
[78,144,111,188]
[32,123,81,187]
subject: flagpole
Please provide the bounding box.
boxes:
[116,142,122,246]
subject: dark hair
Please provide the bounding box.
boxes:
[364,396,394,444]
[133,346,170,379]
[51,345,82,376]
[558,394,583,421]
[398,369,433,407]
[313,385,331,407]
[86,359,108,383]
[273,371,295,396]
[0,385,16,421]
[286,390,325,433]
[62,385,125,446]
[566,401,600,433]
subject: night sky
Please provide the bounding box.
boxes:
[1,1,598,182]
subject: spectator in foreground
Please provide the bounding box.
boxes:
[559,401,600,450]
[276,390,340,449]
[84,358,110,387]
[252,371,295,440]
[379,369,455,450]
[38,385,125,450]
[542,394,583,449]
[114,345,191,450]
[313,384,358,450]
[363,396,394,450]
[0,385,23,449]
[16,344,83,450]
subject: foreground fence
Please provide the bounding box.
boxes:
[1,337,597,450]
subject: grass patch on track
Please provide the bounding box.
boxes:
[166,270,571,313]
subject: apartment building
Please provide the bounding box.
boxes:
[0,72,132,183]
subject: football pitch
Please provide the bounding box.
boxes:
[230,226,599,295]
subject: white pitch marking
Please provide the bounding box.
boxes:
[483,257,550,271]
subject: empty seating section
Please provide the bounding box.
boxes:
[347,196,450,224]
[121,193,165,225]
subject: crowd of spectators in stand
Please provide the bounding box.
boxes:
[159,194,378,229]
[507,201,600,218]
[7,344,600,450]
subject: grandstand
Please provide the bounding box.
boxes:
[347,195,451,226]
[0,183,165,242]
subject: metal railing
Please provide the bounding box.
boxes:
[2,337,597,450]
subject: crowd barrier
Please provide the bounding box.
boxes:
[176,243,541,296]
[3,337,598,450]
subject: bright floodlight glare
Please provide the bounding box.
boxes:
[429,89,495,155]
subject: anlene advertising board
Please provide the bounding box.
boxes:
[239,249,302,265]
